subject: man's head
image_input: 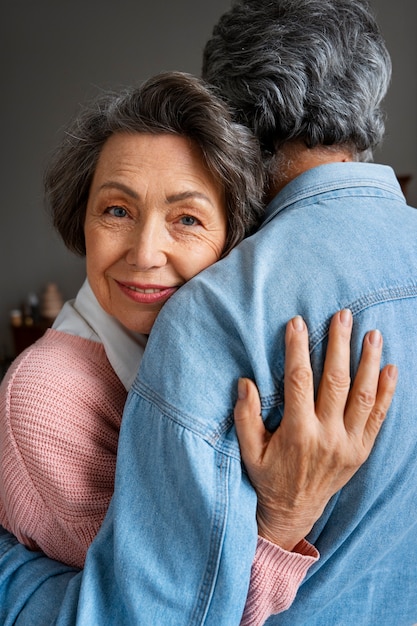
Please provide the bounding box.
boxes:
[202,0,391,169]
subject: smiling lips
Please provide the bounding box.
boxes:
[116,280,178,305]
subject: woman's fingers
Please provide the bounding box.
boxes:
[314,312,395,444]
[315,309,353,422]
[344,329,397,444]
[234,378,268,469]
[361,363,397,446]
[232,311,398,551]
[233,316,323,550]
[341,329,383,433]
[281,316,315,431]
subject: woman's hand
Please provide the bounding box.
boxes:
[234,309,397,551]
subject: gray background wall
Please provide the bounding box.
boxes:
[1,0,416,359]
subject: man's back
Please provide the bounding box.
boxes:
[128,162,417,623]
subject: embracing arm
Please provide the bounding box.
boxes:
[240,310,397,624]
[0,530,79,626]
[0,312,396,625]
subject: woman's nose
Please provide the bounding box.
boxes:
[125,222,168,270]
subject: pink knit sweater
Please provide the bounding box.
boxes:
[0,329,318,623]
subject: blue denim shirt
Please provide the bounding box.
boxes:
[1,163,417,625]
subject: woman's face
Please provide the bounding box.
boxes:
[84,132,227,334]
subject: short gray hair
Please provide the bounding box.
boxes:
[45,72,265,257]
[202,0,392,162]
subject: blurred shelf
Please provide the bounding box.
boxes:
[11,319,52,356]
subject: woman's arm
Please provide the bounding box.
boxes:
[238,309,397,624]
[0,331,126,569]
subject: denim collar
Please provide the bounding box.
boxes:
[261,162,403,229]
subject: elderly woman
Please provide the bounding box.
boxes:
[0,72,395,623]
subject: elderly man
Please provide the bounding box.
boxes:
[200,0,417,622]
[0,1,414,624]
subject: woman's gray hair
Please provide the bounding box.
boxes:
[202,0,392,162]
[45,72,265,257]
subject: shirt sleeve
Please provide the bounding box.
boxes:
[0,528,319,626]
[0,335,316,623]
[0,526,79,625]
[241,537,319,625]
[0,392,262,624]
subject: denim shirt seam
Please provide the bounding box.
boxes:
[190,451,231,624]
[131,381,240,460]
[310,283,417,351]
[260,282,417,409]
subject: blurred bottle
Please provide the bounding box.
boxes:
[26,292,40,324]
[40,283,64,321]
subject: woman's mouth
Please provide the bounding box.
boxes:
[116,281,178,305]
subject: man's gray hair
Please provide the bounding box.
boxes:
[202,0,392,162]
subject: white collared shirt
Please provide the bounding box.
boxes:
[53,279,147,391]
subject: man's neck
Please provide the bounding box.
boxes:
[267,141,354,199]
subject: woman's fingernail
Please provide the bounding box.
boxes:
[369,329,382,347]
[340,308,352,327]
[387,364,398,380]
[292,315,305,332]
[238,378,247,400]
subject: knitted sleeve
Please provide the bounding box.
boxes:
[0,329,317,615]
[241,537,319,624]
[0,329,127,569]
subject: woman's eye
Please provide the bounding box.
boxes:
[179,215,199,226]
[107,206,128,218]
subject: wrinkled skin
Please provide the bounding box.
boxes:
[234,309,397,551]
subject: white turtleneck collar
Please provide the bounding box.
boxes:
[52,279,147,391]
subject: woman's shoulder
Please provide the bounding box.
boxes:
[0,329,127,459]
[26,327,107,358]
[1,328,125,408]
[0,333,126,566]
[5,329,107,379]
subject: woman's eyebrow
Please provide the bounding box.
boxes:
[97,184,213,207]
[98,181,139,199]
[166,191,214,207]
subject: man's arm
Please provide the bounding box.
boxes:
[0,529,79,625]
[0,313,395,625]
